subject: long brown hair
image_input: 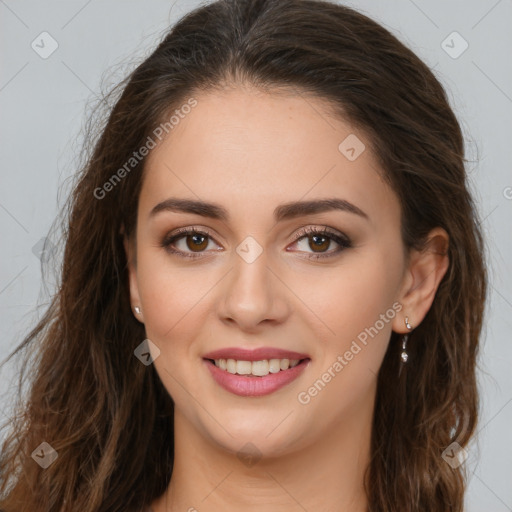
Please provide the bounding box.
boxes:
[0,0,487,510]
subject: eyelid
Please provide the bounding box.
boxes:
[291,225,350,244]
[164,225,218,242]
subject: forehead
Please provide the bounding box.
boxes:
[139,87,399,228]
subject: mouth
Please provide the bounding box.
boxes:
[202,357,311,397]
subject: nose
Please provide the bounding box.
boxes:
[217,250,290,333]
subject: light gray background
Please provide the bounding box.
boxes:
[0,1,510,510]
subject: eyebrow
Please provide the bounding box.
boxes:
[149,197,368,222]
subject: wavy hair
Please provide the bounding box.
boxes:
[0,0,487,510]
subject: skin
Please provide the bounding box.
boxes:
[124,85,449,512]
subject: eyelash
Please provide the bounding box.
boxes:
[161,226,352,260]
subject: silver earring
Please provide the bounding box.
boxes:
[399,316,413,376]
[400,334,409,363]
[134,306,141,315]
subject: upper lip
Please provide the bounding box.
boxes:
[203,347,310,362]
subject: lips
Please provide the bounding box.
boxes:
[202,347,310,362]
[203,358,311,397]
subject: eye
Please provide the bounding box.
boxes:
[289,226,352,259]
[161,228,221,259]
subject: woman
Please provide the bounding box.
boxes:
[0,0,487,510]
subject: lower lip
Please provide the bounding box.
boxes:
[203,358,311,397]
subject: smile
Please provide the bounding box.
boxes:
[203,357,311,397]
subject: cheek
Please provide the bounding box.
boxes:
[135,247,220,350]
[295,250,403,403]
[294,260,400,417]
[137,267,180,338]
[296,253,399,340]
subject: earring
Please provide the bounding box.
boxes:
[400,335,409,363]
[134,306,141,315]
[398,316,413,376]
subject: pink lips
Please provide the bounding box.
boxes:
[202,347,311,397]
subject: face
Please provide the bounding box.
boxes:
[125,86,411,457]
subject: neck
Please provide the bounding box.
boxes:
[155,402,373,512]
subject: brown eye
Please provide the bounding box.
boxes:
[290,226,352,260]
[162,229,219,258]
[185,233,209,252]
[308,233,331,253]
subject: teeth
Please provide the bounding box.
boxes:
[213,358,302,377]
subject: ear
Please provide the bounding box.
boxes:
[392,227,449,333]
[122,224,144,324]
